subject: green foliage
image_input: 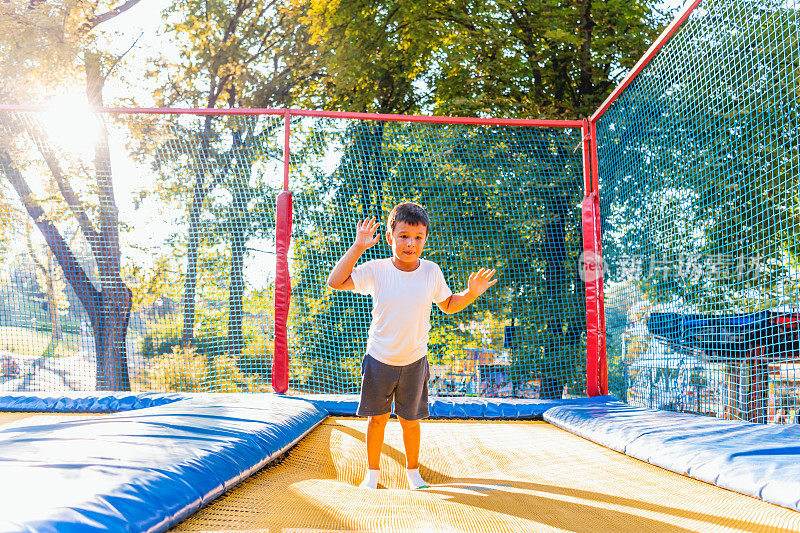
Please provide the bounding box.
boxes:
[290,355,361,394]
[297,0,439,113]
[296,0,668,117]
[134,346,271,393]
[158,0,314,109]
[140,311,274,378]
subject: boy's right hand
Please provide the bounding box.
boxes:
[354,217,381,251]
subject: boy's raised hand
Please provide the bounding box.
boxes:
[467,268,498,297]
[353,217,381,251]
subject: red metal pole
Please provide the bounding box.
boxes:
[581,120,608,396]
[272,111,293,393]
[590,119,608,395]
[582,121,592,196]
[581,122,599,396]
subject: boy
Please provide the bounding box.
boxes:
[326,202,497,490]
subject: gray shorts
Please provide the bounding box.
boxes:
[357,354,430,421]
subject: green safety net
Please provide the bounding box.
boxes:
[288,119,586,397]
[0,110,587,399]
[596,0,800,422]
[0,112,284,393]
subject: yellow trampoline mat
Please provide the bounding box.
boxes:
[173,418,800,533]
[0,411,101,428]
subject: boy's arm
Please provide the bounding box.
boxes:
[326,244,364,291]
[326,217,380,291]
[437,268,497,315]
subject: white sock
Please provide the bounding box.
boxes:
[406,467,428,490]
[360,469,379,489]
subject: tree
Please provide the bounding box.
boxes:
[132,0,316,383]
[430,0,666,118]
[296,0,440,114]
[25,219,74,341]
[0,0,145,390]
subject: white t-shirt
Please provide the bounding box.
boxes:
[351,257,453,366]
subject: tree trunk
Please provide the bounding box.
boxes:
[0,146,104,380]
[228,217,246,363]
[93,273,133,391]
[356,122,386,266]
[577,0,596,111]
[87,54,132,391]
[181,115,215,346]
[46,257,63,341]
[181,184,202,345]
[368,122,386,221]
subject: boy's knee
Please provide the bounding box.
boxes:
[397,416,420,429]
[367,413,391,427]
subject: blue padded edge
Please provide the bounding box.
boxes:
[299,393,616,418]
[544,401,800,512]
[0,393,327,533]
[0,391,185,412]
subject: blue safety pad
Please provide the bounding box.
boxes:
[0,393,327,533]
[298,393,360,415]
[428,395,617,418]
[544,401,800,511]
[0,391,185,412]
[300,393,616,418]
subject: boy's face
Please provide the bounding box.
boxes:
[386,221,428,267]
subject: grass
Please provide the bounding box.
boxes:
[0,326,84,359]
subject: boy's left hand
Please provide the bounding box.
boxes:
[467,268,498,297]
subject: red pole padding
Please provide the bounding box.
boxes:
[581,194,608,396]
[582,193,601,396]
[272,190,293,393]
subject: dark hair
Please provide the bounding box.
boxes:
[387,202,429,234]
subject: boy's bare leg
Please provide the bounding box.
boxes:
[361,413,390,488]
[398,416,421,468]
[366,413,391,469]
[399,416,428,489]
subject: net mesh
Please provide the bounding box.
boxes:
[289,119,587,397]
[0,110,587,399]
[596,0,800,422]
[0,111,284,393]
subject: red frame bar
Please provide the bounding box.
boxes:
[591,0,705,123]
[581,122,597,395]
[0,105,583,128]
[581,120,607,396]
[581,122,592,196]
[282,111,291,191]
[272,111,293,394]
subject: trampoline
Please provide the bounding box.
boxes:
[175,418,800,533]
[2,392,800,532]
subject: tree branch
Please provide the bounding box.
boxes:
[22,119,101,253]
[0,146,101,312]
[25,220,46,272]
[81,0,143,34]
